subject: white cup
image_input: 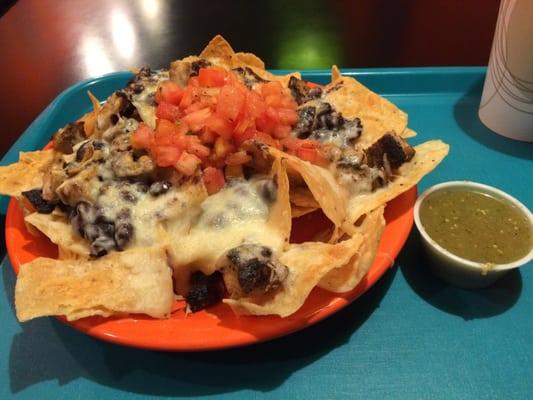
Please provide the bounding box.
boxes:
[479,0,533,142]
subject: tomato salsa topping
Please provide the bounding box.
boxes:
[131,67,326,193]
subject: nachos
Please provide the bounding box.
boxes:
[0,36,448,321]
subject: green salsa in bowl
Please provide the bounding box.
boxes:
[414,181,533,288]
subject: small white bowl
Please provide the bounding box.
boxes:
[414,181,533,288]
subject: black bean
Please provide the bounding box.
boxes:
[232,67,267,88]
[110,114,119,125]
[90,243,108,258]
[294,106,316,139]
[57,201,72,214]
[53,121,85,154]
[92,141,105,150]
[288,76,322,105]
[132,83,144,94]
[115,222,134,250]
[116,208,131,220]
[260,247,272,258]
[226,248,241,266]
[190,59,212,77]
[90,236,115,258]
[97,221,115,237]
[120,190,137,203]
[145,93,155,106]
[149,181,171,196]
[135,181,149,193]
[116,91,140,120]
[261,180,277,203]
[238,258,271,294]
[186,271,224,312]
[21,189,55,214]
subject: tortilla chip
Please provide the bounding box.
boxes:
[290,187,320,208]
[268,157,292,243]
[319,207,385,292]
[323,76,408,147]
[235,52,265,69]
[15,247,174,322]
[402,127,417,138]
[269,148,348,233]
[167,160,290,287]
[224,233,364,317]
[200,35,236,64]
[0,150,53,197]
[78,90,101,136]
[291,205,317,218]
[331,65,342,82]
[345,140,449,228]
[25,212,90,257]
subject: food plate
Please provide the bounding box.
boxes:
[6,186,414,350]
[3,71,415,351]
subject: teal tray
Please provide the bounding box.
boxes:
[1,68,532,400]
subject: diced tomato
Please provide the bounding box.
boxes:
[232,127,255,146]
[182,108,212,132]
[256,106,281,135]
[131,123,154,149]
[225,164,243,179]
[289,141,328,165]
[175,152,201,176]
[214,137,235,158]
[248,129,281,148]
[184,102,205,115]
[216,85,245,121]
[198,128,217,144]
[175,120,191,136]
[155,102,182,122]
[225,151,252,166]
[203,167,225,195]
[188,76,200,87]
[146,66,308,190]
[244,90,266,118]
[205,114,234,140]
[296,146,319,163]
[186,138,210,159]
[155,119,183,144]
[233,114,253,136]
[260,81,283,97]
[281,137,317,152]
[155,81,184,105]
[280,96,297,109]
[151,146,182,167]
[179,86,196,108]
[272,124,291,139]
[277,108,298,125]
[154,119,178,145]
[198,68,226,87]
[264,94,282,108]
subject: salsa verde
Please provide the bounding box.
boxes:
[420,189,532,264]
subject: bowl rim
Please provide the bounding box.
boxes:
[414,180,533,272]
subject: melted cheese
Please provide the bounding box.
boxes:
[168,178,285,273]
[97,183,203,248]
[131,70,169,128]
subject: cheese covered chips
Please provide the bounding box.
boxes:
[0,36,448,321]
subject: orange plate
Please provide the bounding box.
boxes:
[5,186,415,351]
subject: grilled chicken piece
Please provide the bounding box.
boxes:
[53,122,86,154]
[288,76,322,105]
[169,58,212,87]
[223,244,288,299]
[185,271,224,312]
[232,66,267,88]
[365,133,415,170]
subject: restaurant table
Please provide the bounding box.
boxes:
[2,1,532,399]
